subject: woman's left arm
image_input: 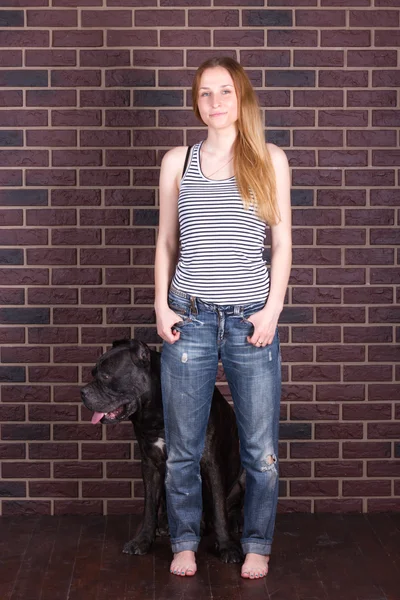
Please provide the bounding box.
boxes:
[247,145,292,346]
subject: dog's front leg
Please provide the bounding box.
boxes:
[202,463,243,564]
[123,458,163,555]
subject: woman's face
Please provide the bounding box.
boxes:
[196,66,238,130]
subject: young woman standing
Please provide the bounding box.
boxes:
[154,57,292,579]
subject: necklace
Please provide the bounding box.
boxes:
[200,145,234,179]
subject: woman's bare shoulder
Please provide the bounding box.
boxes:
[266,142,290,172]
[162,145,189,166]
[266,142,288,160]
[161,146,189,182]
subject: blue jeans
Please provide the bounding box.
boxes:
[160,284,281,556]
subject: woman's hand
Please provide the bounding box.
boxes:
[246,305,280,347]
[156,307,183,344]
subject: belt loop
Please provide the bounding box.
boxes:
[190,295,198,316]
[234,305,241,316]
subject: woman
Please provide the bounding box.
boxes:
[154,56,292,579]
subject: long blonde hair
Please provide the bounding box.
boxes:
[192,56,280,226]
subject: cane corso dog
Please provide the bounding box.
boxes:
[81,338,245,563]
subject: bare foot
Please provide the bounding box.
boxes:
[241,553,270,579]
[170,550,197,576]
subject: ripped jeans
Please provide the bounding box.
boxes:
[161,284,281,556]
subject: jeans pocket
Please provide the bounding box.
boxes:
[168,291,190,320]
[240,300,266,326]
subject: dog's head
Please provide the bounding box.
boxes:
[81,339,153,425]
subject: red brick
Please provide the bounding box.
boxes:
[105,423,133,441]
[2,462,50,478]
[27,10,77,27]
[106,461,142,479]
[52,268,101,288]
[367,460,400,477]
[27,129,77,147]
[343,480,391,496]
[30,481,78,497]
[80,50,130,68]
[82,481,131,498]
[290,442,339,459]
[343,403,392,421]
[1,346,49,363]
[53,346,102,363]
[368,384,400,402]
[315,461,363,478]
[52,109,101,127]
[54,462,103,479]
[291,480,339,496]
[290,404,339,421]
[26,50,76,67]
[54,500,103,515]
[2,501,51,516]
[315,423,363,440]
[26,169,76,187]
[0,443,26,459]
[27,366,78,384]
[81,327,131,344]
[51,69,101,88]
[367,499,400,512]
[80,248,130,265]
[344,365,392,382]
[0,150,48,168]
[2,424,50,440]
[81,288,131,305]
[28,404,78,422]
[314,499,362,513]
[1,385,50,403]
[81,443,131,460]
[368,423,400,439]
[107,30,157,47]
[51,229,101,246]
[107,500,144,515]
[0,404,25,420]
[0,30,49,47]
[29,443,78,460]
[82,10,132,27]
[29,327,78,344]
[53,30,103,47]
[0,50,22,67]
[343,442,391,459]
[52,150,102,167]
[80,130,130,147]
[51,190,101,206]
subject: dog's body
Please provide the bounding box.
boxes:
[81,339,244,563]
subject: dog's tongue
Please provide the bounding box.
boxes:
[91,412,105,425]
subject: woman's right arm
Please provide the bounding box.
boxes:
[154,147,187,344]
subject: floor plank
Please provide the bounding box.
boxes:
[0,514,399,600]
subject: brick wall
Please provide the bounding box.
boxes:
[0,0,399,516]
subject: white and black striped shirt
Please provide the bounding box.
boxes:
[171,140,270,305]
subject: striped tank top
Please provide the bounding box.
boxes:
[171,139,270,305]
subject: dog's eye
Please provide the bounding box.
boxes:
[102,373,111,380]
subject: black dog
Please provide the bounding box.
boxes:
[81,338,245,563]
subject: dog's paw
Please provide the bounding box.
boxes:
[123,537,153,555]
[217,541,243,564]
[156,524,169,537]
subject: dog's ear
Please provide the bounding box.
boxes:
[112,338,131,348]
[128,339,151,368]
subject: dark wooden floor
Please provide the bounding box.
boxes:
[0,513,399,600]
